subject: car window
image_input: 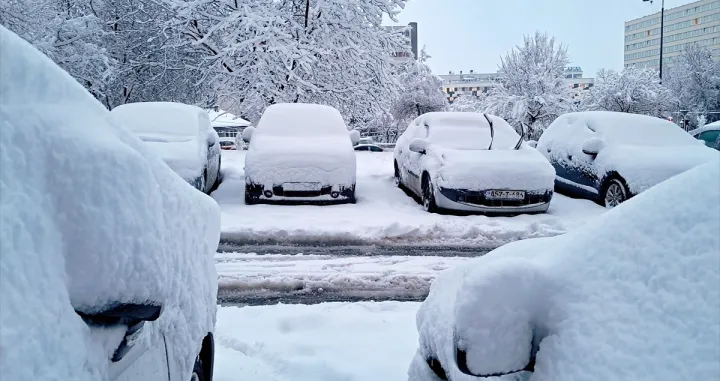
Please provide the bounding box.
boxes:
[698,130,720,146]
[354,146,368,151]
[370,146,383,152]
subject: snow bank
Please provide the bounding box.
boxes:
[244,103,356,188]
[216,151,604,247]
[111,102,210,182]
[0,26,220,380]
[411,160,720,380]
[538,111,718,194]
[214,302,420,381]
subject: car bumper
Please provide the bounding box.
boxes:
[435,187,552,214]
[246,182,355,204]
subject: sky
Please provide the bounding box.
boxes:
[387,0,696,77]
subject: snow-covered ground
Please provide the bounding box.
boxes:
[216,252,471,303]
[214,302,419,381]
[214,151,605,247]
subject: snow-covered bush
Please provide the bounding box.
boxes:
[449,95,484,113]
[582,66,677,118]
[0,26,220,380]
[481,32,573,140]
[409,159,720,381]
[390,47,448,124]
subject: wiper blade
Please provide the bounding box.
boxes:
[483,113,495,150]
[515,122,527,150]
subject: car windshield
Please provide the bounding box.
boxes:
[699,130,720,145]
[112,103,200,139]
[220,141,233,146]
[585,114,699,147]
[256,104,347,137]
[428,125,492,150]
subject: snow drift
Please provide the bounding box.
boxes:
[0,26,220,381]
[410,159,720,380]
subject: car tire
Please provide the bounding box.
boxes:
[244,190,256,205]
[394,161,402,188]
[422,174,438,213]
[191,355,205,381]
[603,177,629,208]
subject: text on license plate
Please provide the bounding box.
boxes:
[283,182,322,191]
[484,190,526,200]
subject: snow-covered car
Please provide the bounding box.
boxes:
[111,101,222,194]
[219,137,237,150]
[0,27,220,381]
[689,121,720,150]
[242,103,357,204]
[358,136,375,145]
[354,143,385,152]
[393,112,555,214]
[537,111,719,207]
[408,160,720,381]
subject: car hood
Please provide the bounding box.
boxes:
[144,139,205,181]
[596,145,719,194]
[433,147,556,191]
[244,135,356,186]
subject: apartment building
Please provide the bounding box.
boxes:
[624,0,720,70]
[385,22,418,60]
[439,67,595,103]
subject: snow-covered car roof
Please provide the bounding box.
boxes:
[412,160,720,380]
[545,111,698,147]
[256,103,349,136]
[0,26,220,380]
[415,112,522,150]
[112,101,209,138]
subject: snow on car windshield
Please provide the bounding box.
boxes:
[425,113,520,150]
[111,102,204,139]
[573,111,698,147]
[255,103,348,137]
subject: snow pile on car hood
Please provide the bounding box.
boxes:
[245,103,356,186]
[411,160,720,380]
[111,102,209,182]
[435,147,555,191]
[0,27,220,381]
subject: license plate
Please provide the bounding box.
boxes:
[484,190,526,200]
[283,182,321,191]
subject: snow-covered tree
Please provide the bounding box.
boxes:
[449,94,484,113]
[582,66,677,117]
[165,0,409,123]
[665,44,720,125]
[390,47,447,124]
[481,32,572,140]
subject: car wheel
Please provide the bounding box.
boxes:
[603,178,628,208]
[244,190,256,205]
[422,175,438,213]
[394,161,402,187]
[191,355,205,381]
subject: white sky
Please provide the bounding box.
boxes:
[388,0,695,77]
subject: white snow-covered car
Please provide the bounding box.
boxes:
[408,160,720,381]
[538,111,719,207]
[219,137,237,150]
[242,103,358,204]
[111,102,222,194]
[0,27,220,381]
[394,112,555,214]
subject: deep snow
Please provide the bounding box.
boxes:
[214,302,420,381]
[215,150,605,247]
[410,160,720,381]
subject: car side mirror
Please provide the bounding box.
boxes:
[581,137,605,157]
[77,303,162,363]
[409,138,429,154]
[349,130,361,146]
[527,140,538,148]
[242,126,255,143]
[207,132,218,147]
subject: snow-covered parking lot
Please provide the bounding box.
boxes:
[214,150,606,247]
